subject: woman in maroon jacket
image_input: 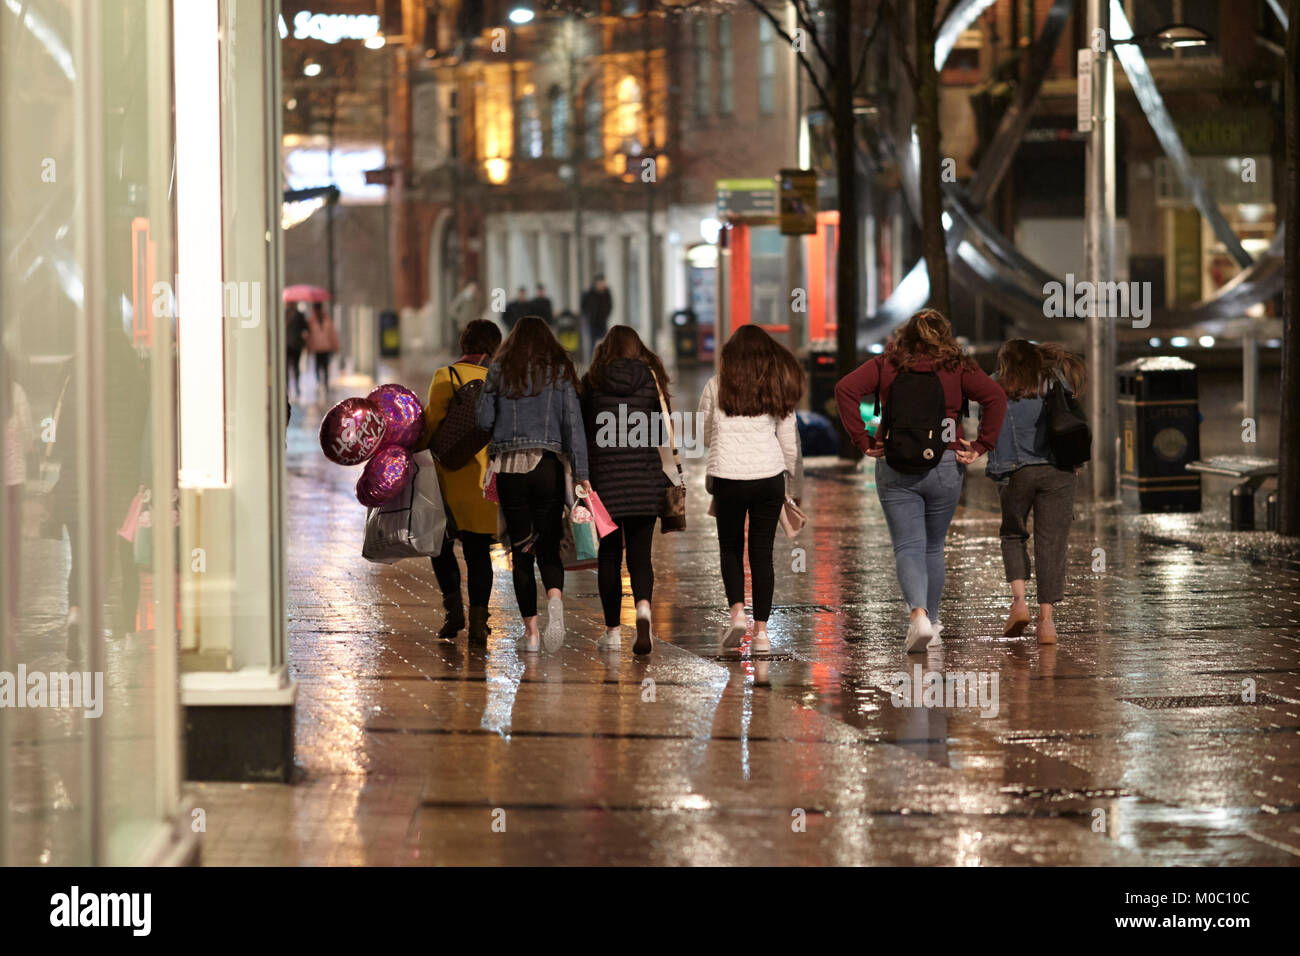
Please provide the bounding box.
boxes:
[835,309,1007,653]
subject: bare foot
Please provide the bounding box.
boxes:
[1003,599,1031,637]
[1036,616,1058,645]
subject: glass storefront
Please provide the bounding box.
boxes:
[2,0,287,865]
[2,0,182,865]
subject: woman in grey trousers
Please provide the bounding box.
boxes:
[986,340,1087,644]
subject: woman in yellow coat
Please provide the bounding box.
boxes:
[421,319,502,644]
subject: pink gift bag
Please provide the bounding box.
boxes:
[586,489,617,539]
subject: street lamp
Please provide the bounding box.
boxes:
[1112,23,1211,51]
[508,7,535,24]
[1082,7,1212,501]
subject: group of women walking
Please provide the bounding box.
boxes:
[420,307,1087,657]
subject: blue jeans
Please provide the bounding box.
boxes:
[875,450,964,621]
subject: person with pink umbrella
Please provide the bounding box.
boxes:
[306,300,339,398]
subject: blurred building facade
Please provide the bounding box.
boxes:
[367,0,811,354]
[932,0,1283,338]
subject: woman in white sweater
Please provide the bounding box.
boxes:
[697,325,803,655]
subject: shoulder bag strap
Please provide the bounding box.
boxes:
[654,376,684,487]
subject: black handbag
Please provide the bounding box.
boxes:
[1044,368,1091,470]
[428,364,491,470]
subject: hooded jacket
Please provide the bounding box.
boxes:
[581,358,670,519]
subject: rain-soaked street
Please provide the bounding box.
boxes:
[187,365,1300,866]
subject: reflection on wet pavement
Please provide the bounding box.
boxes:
[190,373,1300,866]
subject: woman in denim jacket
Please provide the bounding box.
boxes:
[477,315,590,652]
[987,340,1087,644]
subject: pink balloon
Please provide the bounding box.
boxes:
[356,444,413,507]
[367,383,424,449]
[320,397,387,466]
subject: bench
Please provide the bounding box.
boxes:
[1185,455,1279,530]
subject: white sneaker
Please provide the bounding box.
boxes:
[721,616,747,650]
[521,631,540,653]
[905,613,934,653]
[751,632,771,655]
[928,621,944,648]
[543,596,565,652]
[596,627,621,649]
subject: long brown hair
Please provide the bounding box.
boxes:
[717,324,803,418]
[995,338,1045,400]
[585,324,671,403]
[886,308,972,372]
[1037,342,1089,398]
[493,314,579,397]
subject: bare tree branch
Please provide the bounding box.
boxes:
[741,0,835,118]
[879,0,918,89]
[852,0,887,92]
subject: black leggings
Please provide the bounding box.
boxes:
[430,531,494,607]
[597,514,656,627]
[314,351,331,388]
[496,452,565,618]
[712,474,784,622]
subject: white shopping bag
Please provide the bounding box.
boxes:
[362,450,447,563]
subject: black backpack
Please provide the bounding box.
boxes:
[428,365,491,470]
[1044,368,1091,470]
[876,367,949,473]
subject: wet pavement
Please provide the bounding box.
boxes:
[188,361,1300,866]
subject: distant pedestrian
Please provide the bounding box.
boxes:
[581,325,672,655]
[989,340,1087,645]
[477,315,591,653]
[698,325,804,656]
[305,301,339,397]
[835,309,1007,653]
[421,319,503,645]
[529,284,554,326]
[580,275,613,358]
[285,303,308,399]
[503,286,530,332]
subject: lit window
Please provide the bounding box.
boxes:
[616,75,642,145]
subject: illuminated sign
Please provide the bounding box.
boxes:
[283,141,388,204]
[289,11,381,43]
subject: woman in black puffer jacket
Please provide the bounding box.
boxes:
[581,325,672,656]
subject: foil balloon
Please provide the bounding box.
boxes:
[356,444,413,507]
[320,397,387,466]
[367,384,424,449]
